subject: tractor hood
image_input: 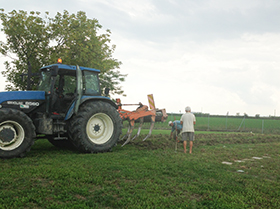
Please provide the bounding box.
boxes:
[0,91,46,104]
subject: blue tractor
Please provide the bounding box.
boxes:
[0,61,122,158]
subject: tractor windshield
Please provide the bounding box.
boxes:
[83,71,101,95]
[37,70,52,92]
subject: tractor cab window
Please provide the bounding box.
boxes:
[51,70,76,114]
[83,71,100,95]
[55,70,76,97]
[63,75,76,95]
[38,69,52,92]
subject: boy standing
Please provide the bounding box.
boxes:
[180,106,196,154]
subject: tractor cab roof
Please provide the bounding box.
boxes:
[40,63,101,73]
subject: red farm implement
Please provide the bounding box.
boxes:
[116,94,168,146]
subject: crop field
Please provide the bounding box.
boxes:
[1,130,280,208]
[195,116,280,134]
[133,115,280,134]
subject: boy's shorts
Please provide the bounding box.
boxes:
[182,132,195,141]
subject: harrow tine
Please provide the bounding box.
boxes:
[143,121,155,141]
[131,118,144,141]
[143,115,156,141]
[121,120,135,147]
[121,135,132,147]
[120,125,131,141]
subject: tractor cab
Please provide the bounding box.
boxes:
[37,62,102,117]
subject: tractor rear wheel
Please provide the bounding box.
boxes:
[0,108,35,159]
[68,101,122,153]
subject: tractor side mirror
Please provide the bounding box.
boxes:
[104,87,110,97]
[51,66,59,76]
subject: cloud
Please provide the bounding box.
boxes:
[82,0,280,43]
[1,0,280,116]
[112,30,280,115]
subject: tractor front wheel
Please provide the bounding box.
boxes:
[68,101,122,153]
[0,108,35,159]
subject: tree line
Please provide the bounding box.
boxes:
[0,9,126,96]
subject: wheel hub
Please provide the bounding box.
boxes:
[94,124,100,132]
[86,113,114,144]
[0,125,17,145]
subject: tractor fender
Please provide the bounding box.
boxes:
[64,96,117,121]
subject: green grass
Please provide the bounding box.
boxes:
[1,132,280,208]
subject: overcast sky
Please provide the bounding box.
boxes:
[1,0,280,116]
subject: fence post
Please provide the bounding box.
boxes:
[207,115,210,131]
[262,120,264,134]
[238,117,245,131]
[226,111,229,131]
[226,115,227,131]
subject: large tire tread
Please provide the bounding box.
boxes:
[68,101,122,153]
[0,108,36,159]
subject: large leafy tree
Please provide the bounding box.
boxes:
[0,10,52,90]
[0,9,126,95]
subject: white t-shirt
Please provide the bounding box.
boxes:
[180,112,196,133]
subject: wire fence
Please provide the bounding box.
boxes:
[169,114,280,134]
[122,114,280,134]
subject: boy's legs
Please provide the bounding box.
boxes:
[189,141,193,154]
[188,132,194,154]
[183,141,187,153]
[182,132,187,153]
